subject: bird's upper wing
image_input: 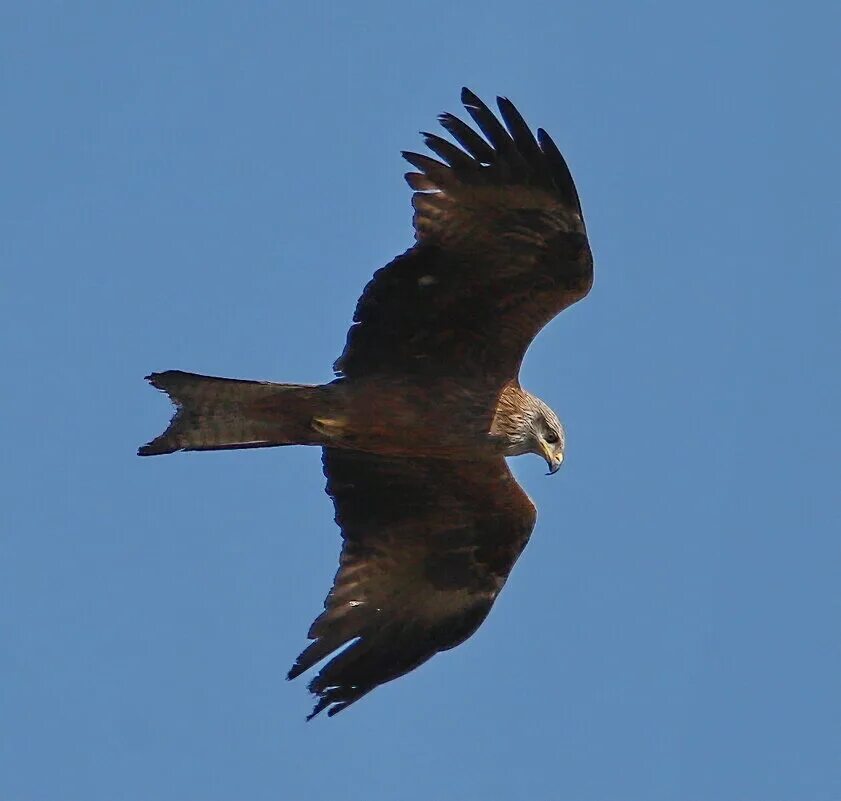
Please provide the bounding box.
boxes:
[287,448,537,719]
[334,88,593,384]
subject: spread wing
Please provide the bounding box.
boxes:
[287,448,537,719]
[334,87,593,383]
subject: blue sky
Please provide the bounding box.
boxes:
[2,2,839,799]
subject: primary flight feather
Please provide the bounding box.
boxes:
[140,88,594,719]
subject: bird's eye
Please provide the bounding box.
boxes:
[544,431,559,444]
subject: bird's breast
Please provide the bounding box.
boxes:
[321,376,504,459]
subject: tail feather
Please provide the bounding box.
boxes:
[139,370,327,456]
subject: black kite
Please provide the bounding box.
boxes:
[140,88,593,718]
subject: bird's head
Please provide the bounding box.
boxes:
[497,388,565,474]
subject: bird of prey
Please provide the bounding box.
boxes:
[139,88,593,719]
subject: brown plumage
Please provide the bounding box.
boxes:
[139,88,593,718]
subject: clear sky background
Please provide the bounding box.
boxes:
[2,2,839,800]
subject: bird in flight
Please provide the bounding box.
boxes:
[140,88,593,719]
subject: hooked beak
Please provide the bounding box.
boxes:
[541,443,564,475]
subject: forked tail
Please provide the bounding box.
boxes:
[138,370,328,456]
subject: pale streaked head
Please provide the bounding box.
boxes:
[495,387,566,474]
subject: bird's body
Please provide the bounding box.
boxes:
[140,89,593,718]
[142,372,552,462]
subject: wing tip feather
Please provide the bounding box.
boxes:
[414,88,583,211]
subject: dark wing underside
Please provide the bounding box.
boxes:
[287,449,537,719]
[334,88,593,383]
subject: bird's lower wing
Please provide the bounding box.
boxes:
[287,449,537,719]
